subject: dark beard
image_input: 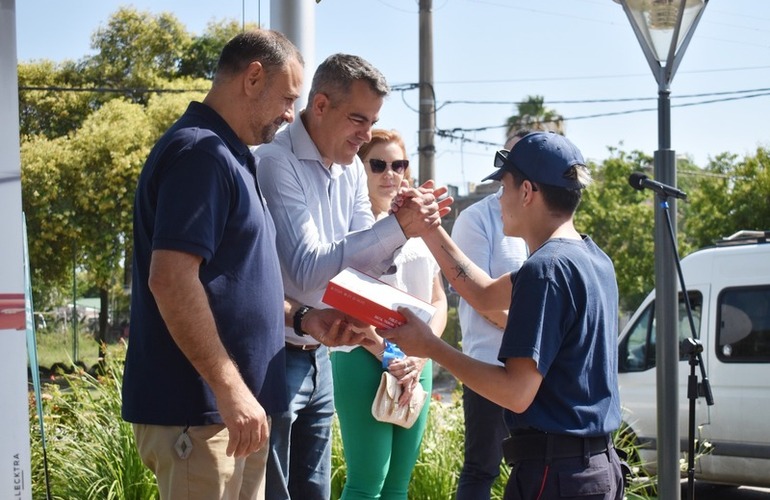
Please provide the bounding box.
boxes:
[260,120,283,144]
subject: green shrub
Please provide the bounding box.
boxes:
[28,347,654,499]
[331,391,509,499]
[29,347,158,500]
[614,421,657,499]
[332,392,655,499]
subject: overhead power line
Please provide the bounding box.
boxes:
[436,87,770,108]
[428,65,770,86]
[433,90,770,147]
[19,85,207,94]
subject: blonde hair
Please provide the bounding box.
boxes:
[357,129,412,186]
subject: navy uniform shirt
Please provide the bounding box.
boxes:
[122,102,287,425]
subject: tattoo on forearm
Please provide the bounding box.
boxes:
[441,244,472,282]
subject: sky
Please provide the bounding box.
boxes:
[13,0,770,194]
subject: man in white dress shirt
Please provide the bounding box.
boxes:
[255,53,448,500]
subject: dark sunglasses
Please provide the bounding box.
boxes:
[369,158,409,174]
[494,149,510,169]
[494,150,538,191]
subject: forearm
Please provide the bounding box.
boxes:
[429,341,534,413]
[284,297,304,328]
[423,227,511,311]
[150,255,243,396]
[480,309,509,330]
[281,215,405,291]
[362,328,386,361]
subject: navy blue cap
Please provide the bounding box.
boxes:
[482,132,586,189]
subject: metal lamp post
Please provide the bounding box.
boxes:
[612,1,708,499]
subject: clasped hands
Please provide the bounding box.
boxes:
[387,355,427,408]
[392,180,453,237]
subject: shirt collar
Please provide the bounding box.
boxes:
[186,101,251,162]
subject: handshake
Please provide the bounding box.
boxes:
[390,180,453,238]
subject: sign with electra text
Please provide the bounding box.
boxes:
[0,1,33,498]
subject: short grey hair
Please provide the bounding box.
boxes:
[307,53,389,105]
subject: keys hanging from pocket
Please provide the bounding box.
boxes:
[174,426,193,460]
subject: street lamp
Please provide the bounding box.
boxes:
[612,1,708,499]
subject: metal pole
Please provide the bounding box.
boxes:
[72,246,78,363]
[418,0,435,184]
[270,0,315,112]
[654,84,680,500]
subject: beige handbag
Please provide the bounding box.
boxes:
[371,371,428,429]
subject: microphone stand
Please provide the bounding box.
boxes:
[657,193,714,500]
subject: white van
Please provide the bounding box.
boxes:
[617,230,770,488]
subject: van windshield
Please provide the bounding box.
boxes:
[619,291,702,372]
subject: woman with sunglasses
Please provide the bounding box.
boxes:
[330,129,448,499]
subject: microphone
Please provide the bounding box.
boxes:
[628,172,688,200]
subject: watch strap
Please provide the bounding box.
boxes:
[293,305,314,337]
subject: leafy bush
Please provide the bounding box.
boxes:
[331,391,509,499]
[29,346,158,500]
[332,396,658,499]
[28,347,654,499]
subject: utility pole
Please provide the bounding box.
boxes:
[270,0,315,112]
[418,0,435,184]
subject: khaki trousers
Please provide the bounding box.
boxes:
[133,423,268,500]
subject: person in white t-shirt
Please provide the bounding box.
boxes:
[452,129,529,499]
[330,128,448,499]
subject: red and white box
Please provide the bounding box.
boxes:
[322,267,436,329]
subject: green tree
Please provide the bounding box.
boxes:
[685,148,770,249]
[144,85,208,137]
[179,20,259,79]
[81,7,192,101]
[20,135,79,308]
[18,60,95,138]
[505,95,565,138]
[730,147,770,230]
[20,8,208,347]
[577,149,657,313]
[67,99,153,347]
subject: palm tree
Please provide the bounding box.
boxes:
[505,95,565,139]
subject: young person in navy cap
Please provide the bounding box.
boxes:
[383,131,625,499]
[453,129,530,500]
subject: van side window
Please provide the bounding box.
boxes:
[618,291,702,372]
[717,286,770,362]
[619,305,654,371]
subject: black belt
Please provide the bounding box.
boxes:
[285,342,320,352]
[502,431,612,465]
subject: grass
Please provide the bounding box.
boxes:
[29,346,658,499]
[29,346,158,500]
[331,390,509,499]
[33,323,125,374]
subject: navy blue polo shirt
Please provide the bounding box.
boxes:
[122,102,287,425]
[499,236,621,437]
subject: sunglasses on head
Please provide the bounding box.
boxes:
[494,149,538,191]
[494,149,510,169]
[368,158,409,174]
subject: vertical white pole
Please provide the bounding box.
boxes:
[270,0,315,112]
[0,0,33,498]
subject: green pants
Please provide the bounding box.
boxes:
[331,347,432,500]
